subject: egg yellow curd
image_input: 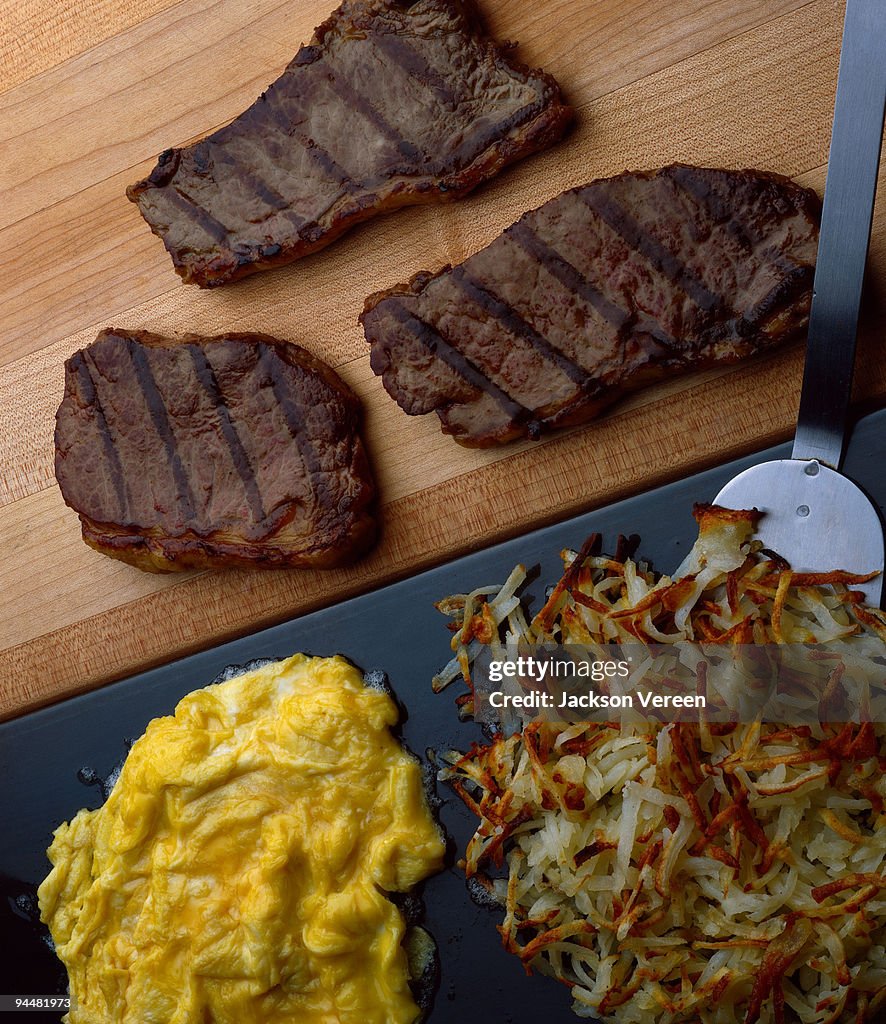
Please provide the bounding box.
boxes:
[37,654,445,1024]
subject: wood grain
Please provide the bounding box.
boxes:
[0,0,184,96]
[4,0,884,721]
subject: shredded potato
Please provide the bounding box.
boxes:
[436,505,886,1024]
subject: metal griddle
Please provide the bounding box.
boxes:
[2,408,885,1024]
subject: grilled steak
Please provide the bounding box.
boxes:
[361,164,822,446]
[55,329,377,571]
[127,0,572,288]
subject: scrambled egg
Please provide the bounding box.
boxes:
[38,654,445,1024]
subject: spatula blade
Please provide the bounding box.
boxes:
[714,459,883,607]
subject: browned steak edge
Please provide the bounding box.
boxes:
[78,512,378,573]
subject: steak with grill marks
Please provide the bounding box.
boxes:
[361,164,822,446]
[126,0,572,288]
[55,329,377,572]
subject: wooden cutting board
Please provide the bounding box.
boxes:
[1,0,884,720]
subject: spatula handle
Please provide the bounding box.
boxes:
[792,0,886,468]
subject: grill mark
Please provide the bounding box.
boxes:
[669,167,813,294]
[385,301,531,421]
[671,165,807,321]
[257,83,361,194]
[194,141,292,214]
[766,249,805,276]
[324,74,425,165]
[126,339,197,522]
[450,265,588,386]
[259,89,296,136]
[75,352,129,520]
[668,166,758,252]
[286,127,375,241]
[370,31,462,108]
[189,346,266,525]
[191,141,309,246]
[294,130,361,194]
[734,262,814,335]
[576,188,726,314]
[434,90,550,176]
[193,143,309,246]
[158,187,230,245]
[507,221,635,335]
[259,349,331,511]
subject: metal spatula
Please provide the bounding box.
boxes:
[714,0,886,608]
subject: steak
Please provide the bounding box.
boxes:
[127,0,572,288]
[361,164,822,446]
[55,329,377,571]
